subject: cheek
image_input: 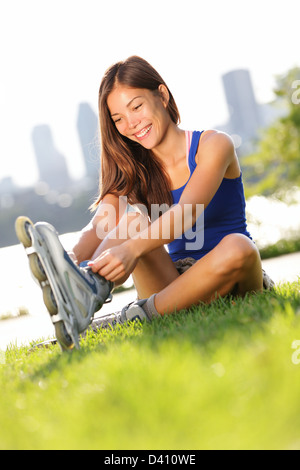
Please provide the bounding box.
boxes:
[153,109,168,134]
[151,101,168,124]
[114,120,127,135]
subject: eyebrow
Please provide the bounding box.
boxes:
[111,96,143,117]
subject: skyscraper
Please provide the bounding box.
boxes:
[32,125,71,190]
[222,69,262,144]
[77,102,100,179]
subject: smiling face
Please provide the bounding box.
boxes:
[107,84,171,149]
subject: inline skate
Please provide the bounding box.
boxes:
[15,216,113,351]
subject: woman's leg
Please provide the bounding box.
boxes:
[91,207,262,312]
[152,234,263,314]
[132,246,180,298]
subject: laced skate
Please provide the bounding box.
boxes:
[15,216,113,351]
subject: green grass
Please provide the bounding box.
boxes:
[1,280,300,450]
[259,238,300,259]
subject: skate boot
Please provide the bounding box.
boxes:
[15,216,113,351]
[89,294,159,331]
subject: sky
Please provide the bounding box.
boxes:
[0,0,299,188]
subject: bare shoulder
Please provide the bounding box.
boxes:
[101,193,121,206]
[93,193,127,226]
[200,130,234,150]
[196,130,235,164]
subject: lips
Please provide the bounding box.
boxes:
[134,124,152,139]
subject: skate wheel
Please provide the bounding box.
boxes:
[55,321,74,351]
[42,285,58,315]
[29,252,47,282]
[15,216,34,248]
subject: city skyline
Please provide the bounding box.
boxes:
[0,66,289,197]
[0,0,299,187]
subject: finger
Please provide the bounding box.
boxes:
[97,257,125,279]
[106,265,128,282]
[88,252,111,273]
[95,262,125,282]
[98,264,119,279]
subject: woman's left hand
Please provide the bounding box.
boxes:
[88,240,138,283]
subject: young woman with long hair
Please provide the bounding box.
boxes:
[16,55,273,349]
[71,55,273,316]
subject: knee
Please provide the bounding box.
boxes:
[215,234,260,277]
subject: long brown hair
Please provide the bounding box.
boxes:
[91,56,181,213]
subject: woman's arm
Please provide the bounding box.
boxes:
[89,131,237,281]
[70,193,127,264]
[130,131,236,255]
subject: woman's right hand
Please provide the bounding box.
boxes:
[88,239,139,284]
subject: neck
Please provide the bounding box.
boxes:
[151,125,186,167]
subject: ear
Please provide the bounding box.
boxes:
[158,84,169,108]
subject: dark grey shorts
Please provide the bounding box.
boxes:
[173,257,275,290]
[173,257,198,275]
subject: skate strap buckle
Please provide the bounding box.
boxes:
[104,294,113,304]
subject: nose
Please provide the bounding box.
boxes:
[128,116,140,130]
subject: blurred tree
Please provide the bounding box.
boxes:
[243,67,300,198]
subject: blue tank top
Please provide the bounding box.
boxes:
[167,130,252,262]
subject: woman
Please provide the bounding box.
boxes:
[17,55,274,348]
[70,55,272,319]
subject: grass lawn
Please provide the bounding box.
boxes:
[1,280,300,450]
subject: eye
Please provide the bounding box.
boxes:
[134,103,142,111]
